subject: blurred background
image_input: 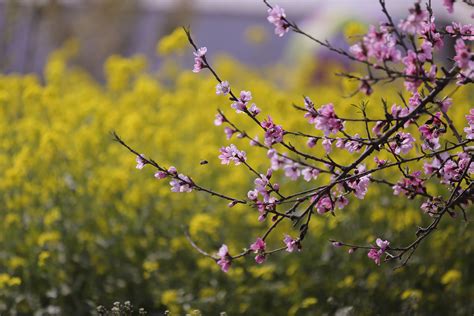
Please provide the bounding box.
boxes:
[1,0,471,77]
[0,0,473,315]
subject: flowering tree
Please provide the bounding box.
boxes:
[115,0,473,272]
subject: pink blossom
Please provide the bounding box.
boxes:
[372,121,386,137]
[393,171,425,199]
[454,39,471,70]
[359,79,373,96]
[402,50,423,93]
[446,22,474,41]
[267,5,289,37]
[347,164,371,199]
[398,4,428,34]
[440,98,452,112]
[170,174,193,193]
[368,238,390,265]
[367,248,382,265]
[216,81,230,96]
[420,18,444,50]
[418,40,433,62]
[349,42,367,61]
[465,109,474,139]
[231,90,252,113]
[284,163,301,180]
[224,127,236,139]
[376,238,390,251]
[335,195,349,210]
[217,244,231,272]
[302,167,319,182]
[352,25,401,64]
[136,154,147,169]
[344,134,363,153]
[322,138,332,153]
[284,235,300,253]
[314,103,343,136]
[248,103,261,116]
[421,198,442,216]
[443,0,455,13]
[167,166,177,175]
[250,237,266,264]
[389,132,415,155]
[192,47,207,73]
[219,144,247,165]
[214,113,225,126]
[374,156,387,167]
[307,137,317,148]
[315,195,333,214]
[154,171,167,179]
[261,116,284,146]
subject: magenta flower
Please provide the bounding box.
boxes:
[368,238,390,265]
[250,237,266,264]
[192,47,207,73]
[216,81,230,96]
[283,235,300,253]
[367,248,383,265]
[314,103,344,136]
[136,154,147,169]
[219,144,247,166]
[261,116,284,146]
[217,244,231,273]
[267,5,289,37]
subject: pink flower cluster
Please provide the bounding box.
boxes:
[418,112,445,151]
[425,152,474,185]
[350,25,401,64]
[393,171,425,199]
[219,144,247,165]
[261,116,284,146]
[305,100,343,136]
